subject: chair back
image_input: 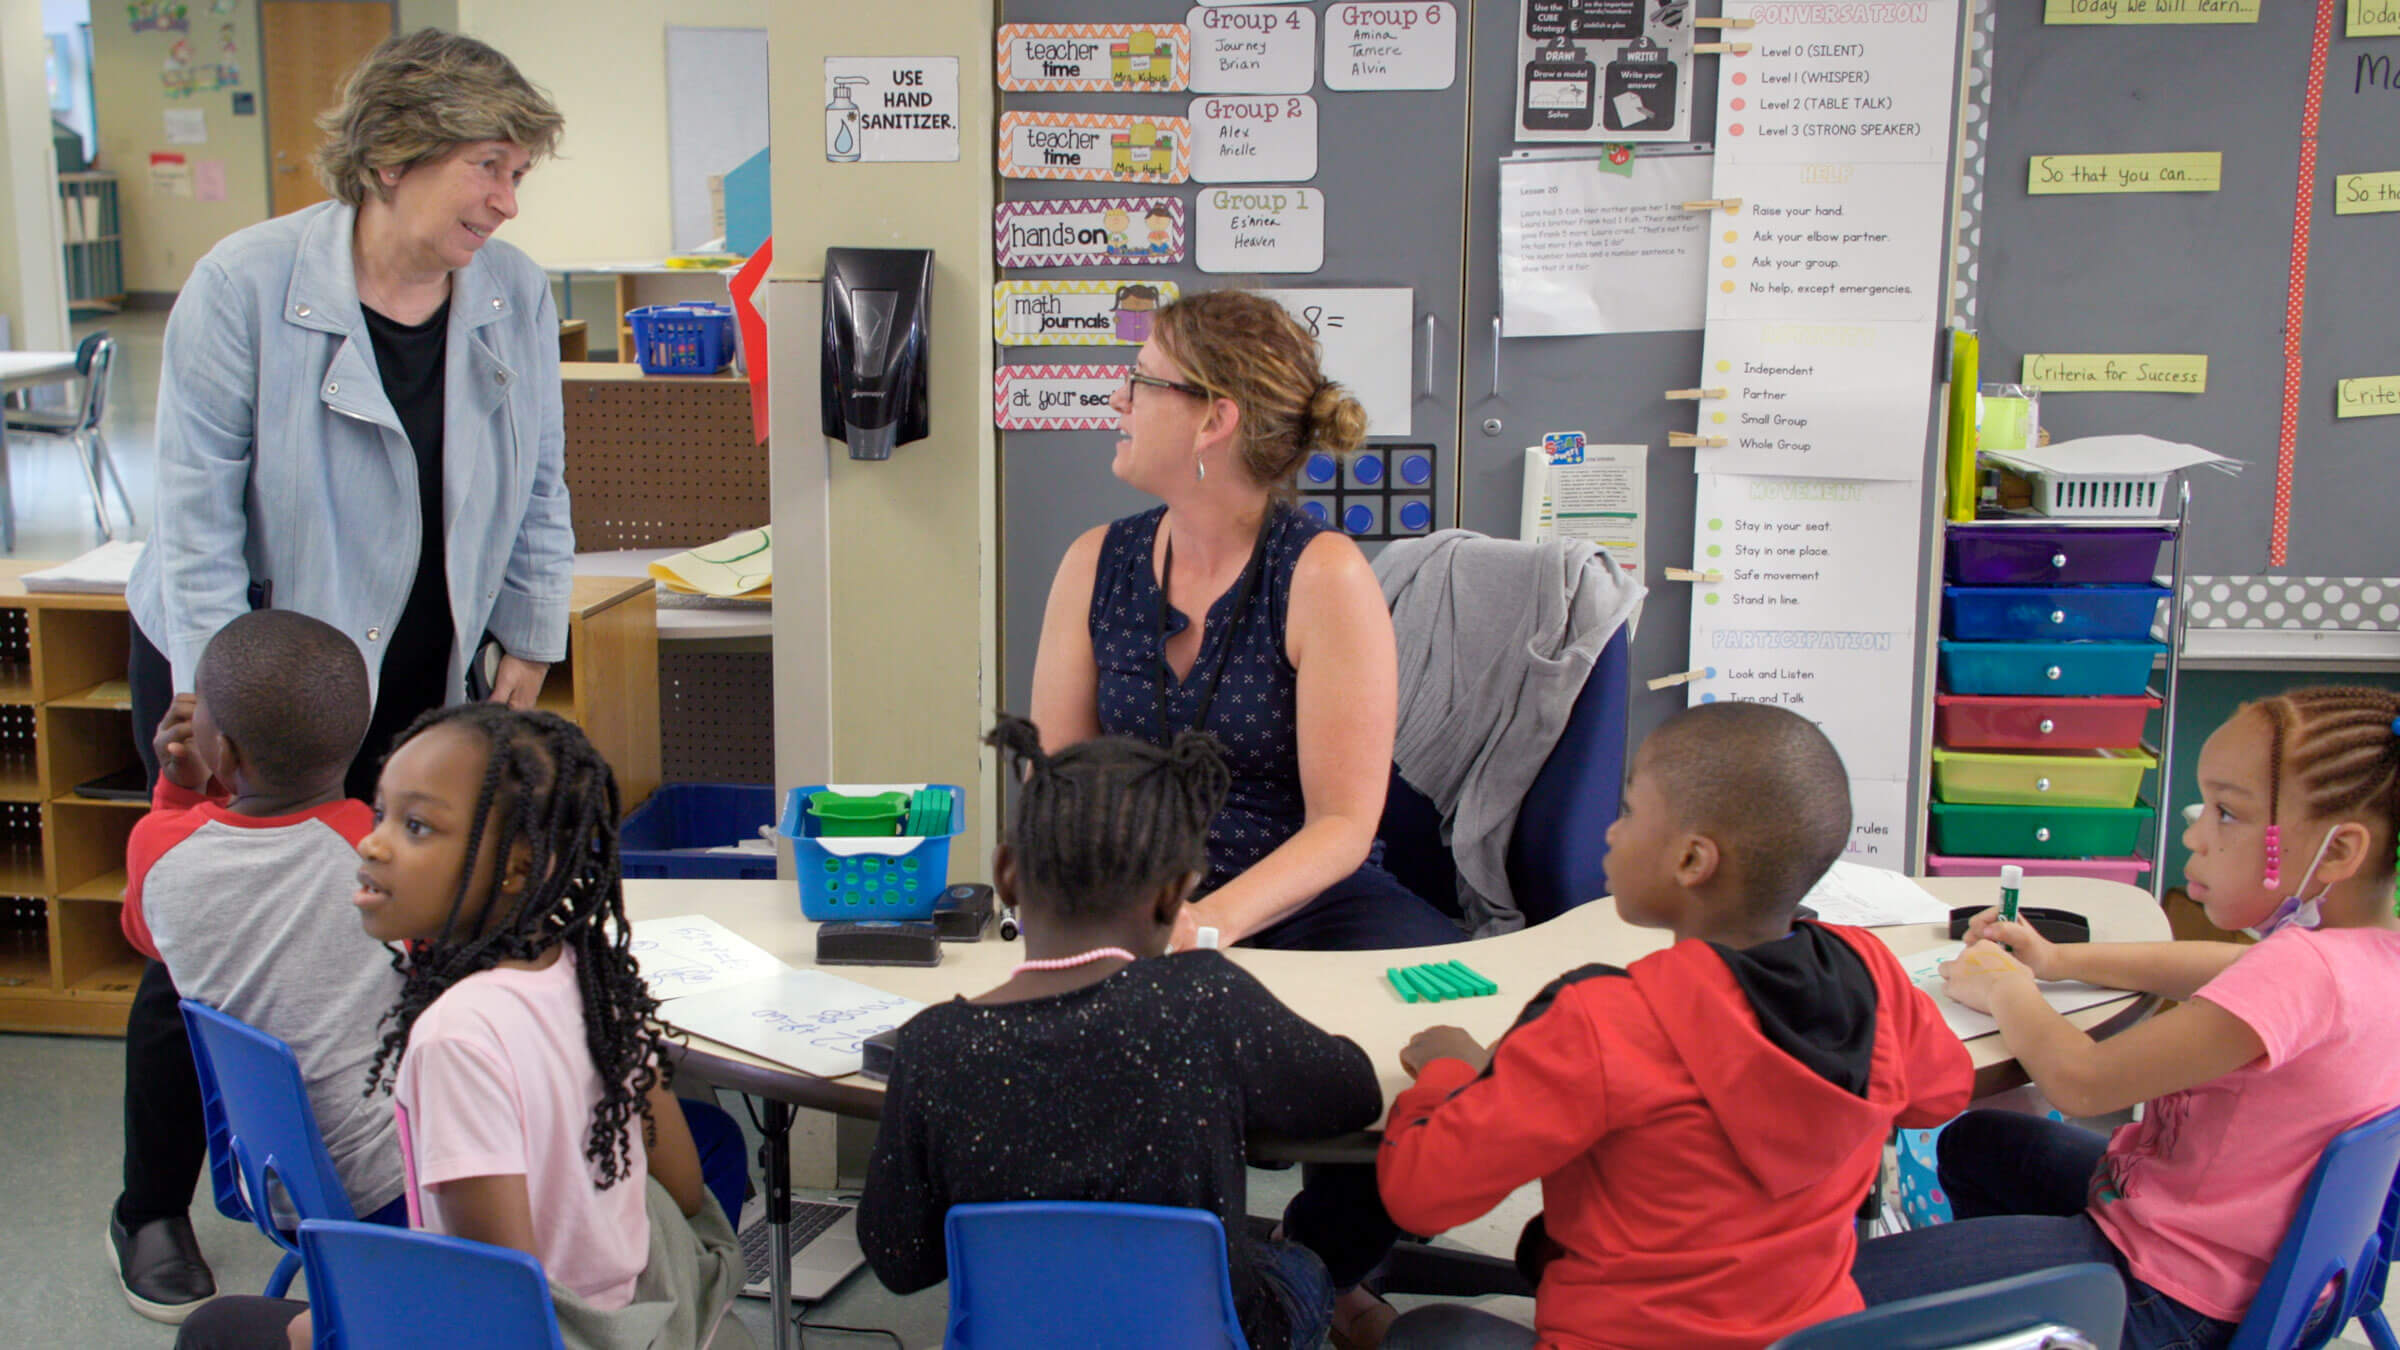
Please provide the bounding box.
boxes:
[1767,1263,2125,1350]
[1380,625,1631,928]
[2228,1105,2400,1350]
[180,1000,357,1259]
[943,1201,1249,1349]
[300,1219,564,1350]
[74,333,114,432]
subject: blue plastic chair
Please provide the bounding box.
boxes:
[2227,1105,2400,1350]
[181,1000,357,1297]
[1767,1263,2125,1350]
[1382,626,1631,927]
[943,1202,1249,1349]
[298,1219,564,1350]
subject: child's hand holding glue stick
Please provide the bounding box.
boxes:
[1958,866,2072,981]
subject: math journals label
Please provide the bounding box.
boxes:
[995,364,1130,429]
[1196,187,1324,272]
[994,280,1181,348]
[1189,95,1318,183]
[2028,152,2222,194]
[994,197,1184,268]
[1324,2,1457,91]
[996,23,1190,92]
[998,111,1191,183]
[1187,5,1317,94]
[2022,354,2209,394]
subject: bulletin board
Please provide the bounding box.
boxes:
[1974,0,2398,600]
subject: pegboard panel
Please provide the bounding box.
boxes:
[661,649,775,785]
[563,379,769,551]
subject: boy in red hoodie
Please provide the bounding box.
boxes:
[1377,701,1974,1350]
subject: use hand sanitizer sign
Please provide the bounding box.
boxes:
[824,57,961,163]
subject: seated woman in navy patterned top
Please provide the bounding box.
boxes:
[1029,289,1460,955]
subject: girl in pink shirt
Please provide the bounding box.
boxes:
[1853,686,2400,1350]
[178,707,749,1350]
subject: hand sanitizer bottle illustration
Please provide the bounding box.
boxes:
[826,77,869,162]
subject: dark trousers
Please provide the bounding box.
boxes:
[1245,861,1464,953]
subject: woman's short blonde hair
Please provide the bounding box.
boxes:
[1150,290,1368,491]
[314,29,563,208]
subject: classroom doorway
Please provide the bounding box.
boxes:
[259,1,393,216]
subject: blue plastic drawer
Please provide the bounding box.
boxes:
[1938,640,2163,697]
[1943,585,2169,642]
[619,784,777,880]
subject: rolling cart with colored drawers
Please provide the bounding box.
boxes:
[1925,483,2190,900]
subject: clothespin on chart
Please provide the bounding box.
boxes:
[1681,198,1743,213]
[1668,432,1727,448]
[1647,668,1708,693]
[1664,387,1728,401]
[1694,42,1754,54]
[1664,566,1724,584]
[1696,15,1757,26]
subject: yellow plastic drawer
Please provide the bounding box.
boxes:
[1931,747,2156,809]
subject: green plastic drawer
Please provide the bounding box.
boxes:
[1928,802,2155,859]
[1931,747,2156,809]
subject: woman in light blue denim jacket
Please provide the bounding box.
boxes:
[109,31,575,1326]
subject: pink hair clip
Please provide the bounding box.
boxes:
[2263,824,2283,888]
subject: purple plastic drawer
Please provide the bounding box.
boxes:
[1947,526,2172,586]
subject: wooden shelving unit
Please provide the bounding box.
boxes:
[0,564,659,1035]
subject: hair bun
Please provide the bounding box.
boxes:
[1306,380,1368,456]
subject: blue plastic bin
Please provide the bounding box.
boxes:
[626,303,735,375]
[619,784,778,880]
[1943,585,2170,642]
[1938,639,2164,698]
[778,784,965,921]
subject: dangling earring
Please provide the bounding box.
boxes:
[2262,825,2283,888]
[1195,455,1207,483]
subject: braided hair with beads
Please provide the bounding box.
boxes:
[2245,686,2400,905]
[985,714,1231,919]
[365,703,668,1189]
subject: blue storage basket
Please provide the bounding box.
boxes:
[626,303,734,375]
[1938,639,2163,698]
[778,784,965,921]
[1943,584,2170,643]
[619,784,778,880]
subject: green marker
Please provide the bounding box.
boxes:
[1388,968,1419,1003]
[1999,864,2024,925]
[1448,960,1497,997]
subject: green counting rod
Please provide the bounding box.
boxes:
[1386,960,1497,1003]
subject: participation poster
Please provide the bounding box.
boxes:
[1511,0,1694,143]
[1499,152,1711,337]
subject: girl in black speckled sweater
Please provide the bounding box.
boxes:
[859,716,1384,1349]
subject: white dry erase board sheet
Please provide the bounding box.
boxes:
[1714,0,1959,166]
[994,197,1185,268]
[1188,4,1318,92]
[996,363,1129,430]
[822,57,959,163]
[1905,942,2125,1040]
[1706,161,1950,325]
[1500,152,1710,337]
[996,22,1191,93]
[1324,2,1459,91]
[666,968,925,1079]
[1694,318,1939,481]
[1800,860,1952,927]
[1513,0,1693,143]
[1252,287,1414,435]
[1189,95,1319,183]
[1197,186,1325,272]
[630,916,788,1001]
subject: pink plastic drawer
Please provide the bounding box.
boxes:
[1935,695,2160,751]
[1923,854,2153,884]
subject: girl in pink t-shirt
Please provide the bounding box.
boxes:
[1852,686,2400,1350]
[176,707,747,1350]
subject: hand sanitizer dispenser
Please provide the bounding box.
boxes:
[822,248,933,461]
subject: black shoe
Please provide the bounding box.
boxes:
[106,1210,217,1324]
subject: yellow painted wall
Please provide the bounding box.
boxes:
[768,3,999,845]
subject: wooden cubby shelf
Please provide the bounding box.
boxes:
[0,563,658,1036]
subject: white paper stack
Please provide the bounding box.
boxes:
[629,915,923,1078]
[1800,861,1954,928]
[1904,941,2127,1041]
[22,540,145,594]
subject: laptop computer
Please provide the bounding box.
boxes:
[736,1196,867,1302]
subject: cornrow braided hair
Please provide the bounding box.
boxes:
[985,714,1231,920]
[366,704,668,1190]
[2246,686,2400,890]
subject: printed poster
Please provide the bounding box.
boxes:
[996,23,1190,92]
[996,364,1130,429]
[1714,0,1960,166]
[1512,0,1693,143]
[824,57,961,163]
[1694,318,1940,482]
[1499,152,1710,336]
[995,197,1185,268]
[994,279,1182,347]
[999,111,1193,183]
